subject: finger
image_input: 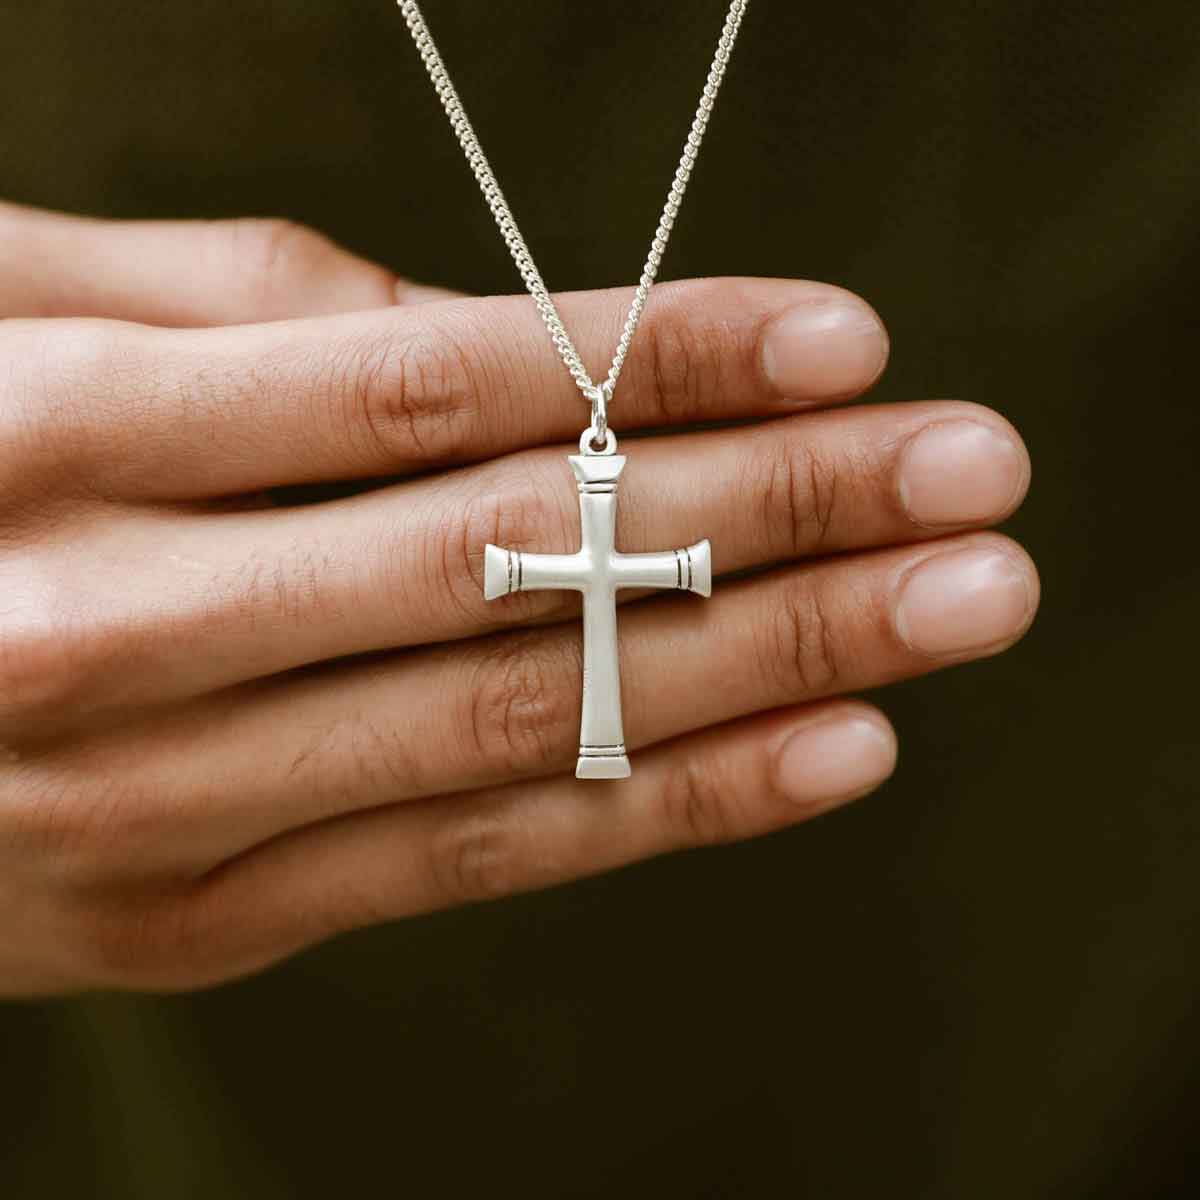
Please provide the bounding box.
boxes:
[34,533,1034,870]
[9,402,1029,719]
[0,201,458,325]
[34,275,889,499]
[93,701,897,988]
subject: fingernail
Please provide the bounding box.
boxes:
[895,546,1034,657]
[774,712,897,809]
[761,299,888,403]
[899,420,1026,527]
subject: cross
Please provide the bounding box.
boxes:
[483,450,711,779]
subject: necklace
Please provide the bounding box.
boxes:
[399,0,750,778]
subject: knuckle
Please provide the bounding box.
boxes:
[66,903,143,985]
[756,436,842,558]
[71,889,203,988]
[764,578,843,696]
[427,806,518,906]
[0,767,81,864]
[430,463,573,626]
[635,281,740,422]
[660,758,733,846]
[225,216,328,294]
[332,319,477,464]
[0,603,88,726]
[3,770,212,987]
[758,441,803,559]
[5,765,149,888]
[466,632,578,775]
[0,319,144,478]
[804,446,841,550]
[45,316,149,395]
[0,569,127,728]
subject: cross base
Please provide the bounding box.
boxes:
[576,746,632,780]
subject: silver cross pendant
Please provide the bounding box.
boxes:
[483,430,711,779]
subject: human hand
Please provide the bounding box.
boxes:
[0,203,1037,994]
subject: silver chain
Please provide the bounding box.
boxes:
[398,0,749,428]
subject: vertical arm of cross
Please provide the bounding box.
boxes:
[571,454,627,777]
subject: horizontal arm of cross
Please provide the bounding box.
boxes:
[614,541,712,596]
[483,546,589,599]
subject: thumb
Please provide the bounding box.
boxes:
[0,201,461,326]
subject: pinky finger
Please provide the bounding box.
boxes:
[180,701,898,987]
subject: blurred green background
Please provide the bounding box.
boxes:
[2,1,1199,1195]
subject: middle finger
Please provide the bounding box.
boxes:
[13,400,1029,721]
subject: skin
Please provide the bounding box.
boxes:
[0,201,1039,995]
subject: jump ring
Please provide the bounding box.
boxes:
[579,426,618,456]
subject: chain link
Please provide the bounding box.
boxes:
[398,0,749,413]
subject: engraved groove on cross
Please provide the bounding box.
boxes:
[483,451,711,779]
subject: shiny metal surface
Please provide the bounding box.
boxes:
[484,454,711,778]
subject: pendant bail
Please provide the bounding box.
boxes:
[582,382,616,455]
[587,383,609,443]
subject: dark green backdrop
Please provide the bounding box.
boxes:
[2,2,1198,1196]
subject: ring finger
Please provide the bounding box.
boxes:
[33,530,1039,871]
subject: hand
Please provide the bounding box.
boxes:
[0,202,1037,994]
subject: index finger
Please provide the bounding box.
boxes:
[30,276,889,499]
[0,202,457,325]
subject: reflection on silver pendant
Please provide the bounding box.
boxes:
[483,451,711,780]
